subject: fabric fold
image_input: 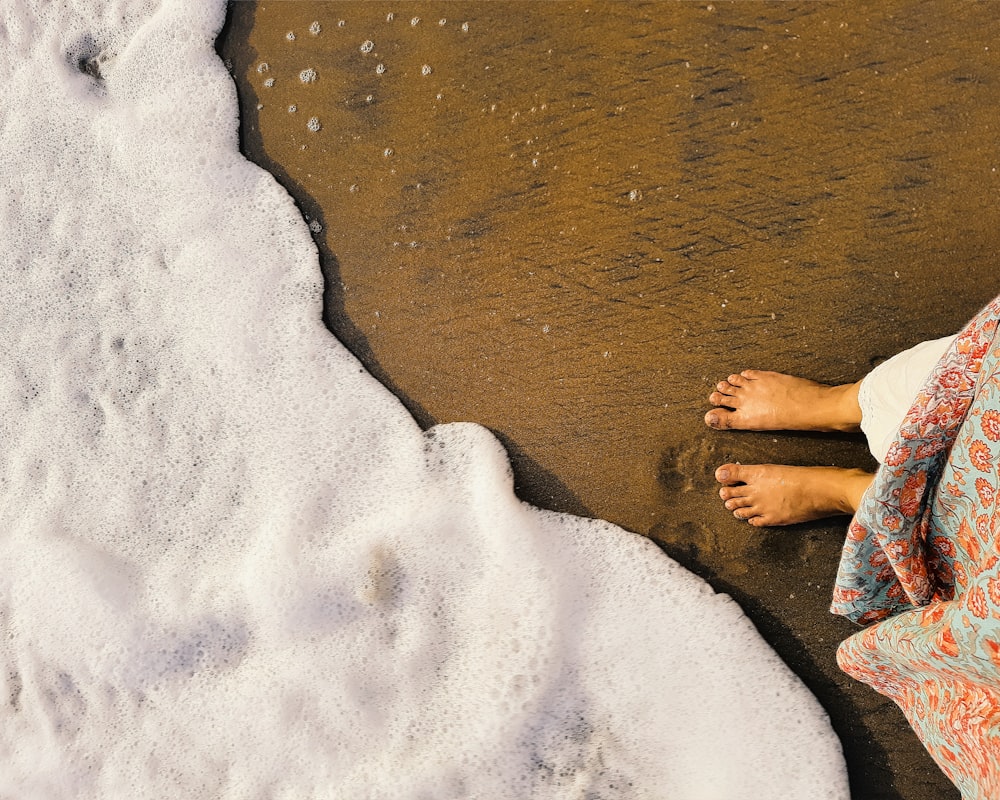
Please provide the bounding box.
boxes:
[833,295,1000,798]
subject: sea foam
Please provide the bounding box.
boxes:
[0,1,848,797]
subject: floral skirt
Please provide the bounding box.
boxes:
[833,295,1000,799]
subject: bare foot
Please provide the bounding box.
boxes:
[704,370,862,433]
[715,463,874,527]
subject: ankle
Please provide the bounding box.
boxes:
[835,468,875,514]
[823,381,863,432]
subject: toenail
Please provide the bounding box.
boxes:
[717,468,729,481]
[707,413,718,427]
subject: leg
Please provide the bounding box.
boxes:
[704,371,863,433]
[715,464,874,527]
[858,335,955,463]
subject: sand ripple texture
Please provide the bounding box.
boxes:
[0,1,847,797]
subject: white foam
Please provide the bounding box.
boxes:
[0,1,848,797]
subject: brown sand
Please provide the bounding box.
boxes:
[218,3,1000,798]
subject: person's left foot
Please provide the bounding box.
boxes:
[714,463,874,526]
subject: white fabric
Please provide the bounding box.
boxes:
[858,335,956,463]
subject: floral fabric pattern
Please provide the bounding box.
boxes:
[833,296,1000,799]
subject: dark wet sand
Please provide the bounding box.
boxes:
[218,3,1000,798]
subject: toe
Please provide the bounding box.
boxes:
[716,463,751,484]
[747,515,769,527]
[727,374,746,387]
[740,369,765,380]
[719,485,748,501]
[705,409,735,430]
[715,463,744,483]
[733,506,756,520]
[724,497,752,511]
[716,380,738,394]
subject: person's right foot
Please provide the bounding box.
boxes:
[704,370,862,433]
[715,463,874,526]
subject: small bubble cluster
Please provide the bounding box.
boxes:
[308,220,323,233]
[266,9,466,155]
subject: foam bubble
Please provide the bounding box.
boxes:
[309,21,321,35]
[307,117,321,132]
[299,67,316,83]
[360,40,374,54]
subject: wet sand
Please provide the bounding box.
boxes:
[218,3,1000,798]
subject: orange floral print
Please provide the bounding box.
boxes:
[982,409,1000,441]
[976,477,996,508]
[988,575,1000,609]
[932,537,956,559]
[884,442,912,466]
[969,439,993,471]
[899,472,927,517]
[968,586,990,619]
[935,624,960,657]
[985,638,1000,668]
[958,518,981,564]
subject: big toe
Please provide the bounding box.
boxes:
[705,409,737,430]
[715,463,747,484]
